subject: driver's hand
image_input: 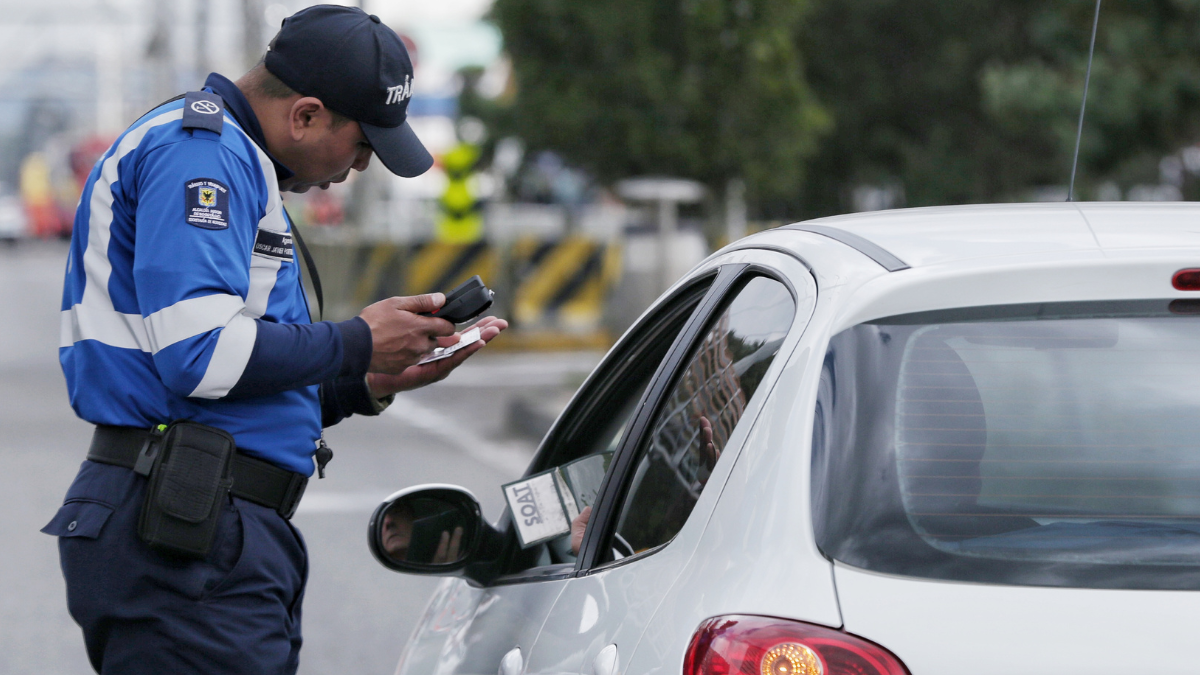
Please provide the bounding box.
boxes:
[570,506,592,555]
[699,416,718,470]
[432,526,464,563]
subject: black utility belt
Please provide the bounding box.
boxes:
[88,424,308,521]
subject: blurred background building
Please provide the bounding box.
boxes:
[6,0,1200,346]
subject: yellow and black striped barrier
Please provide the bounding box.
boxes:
[339,236,619,351]
[404,240,499,296]
[351,241,498,308]
[351,242,403,308]
[510,235,621,332]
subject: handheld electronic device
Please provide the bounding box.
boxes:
[420,275,495,324]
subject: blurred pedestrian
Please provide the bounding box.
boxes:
[42,5,506,674]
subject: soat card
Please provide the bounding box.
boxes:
[417,327,480,365]
[503,451,615,549]
[503,471,570,547]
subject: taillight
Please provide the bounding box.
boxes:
[1172,269,1200,291]
[684,615,909,675]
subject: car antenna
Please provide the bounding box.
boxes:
[1068,0,1103,202]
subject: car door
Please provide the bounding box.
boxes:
[397,272,724,675]
[523,250,817,675]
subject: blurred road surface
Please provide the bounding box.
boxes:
[0,240,599,675]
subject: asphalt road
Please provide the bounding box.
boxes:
[0,239,599,675]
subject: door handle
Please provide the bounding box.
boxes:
[592,644,619,675]
[499,647,523,675]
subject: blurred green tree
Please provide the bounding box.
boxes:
[980,1,1200,195]
[798,0,1200,217]
[488,0,830,204]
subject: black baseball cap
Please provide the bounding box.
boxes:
[264,5,434,178]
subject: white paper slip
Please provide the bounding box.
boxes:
[417,327,481,365]
[503,471,570,547]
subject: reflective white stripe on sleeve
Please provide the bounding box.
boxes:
[60,305,152,351]
[187,314,258,399]
[144,293,247,354]
[62,108,186,353]
[80,109,184,313]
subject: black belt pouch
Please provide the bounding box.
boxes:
[138,422,235,559]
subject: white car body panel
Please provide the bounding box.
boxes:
[835,252,1200,331]
[804,202,1200,265]
[396,578,569,675]
[806,203,1100,268]
[834,563,1200,674]
[1076,202,1200,250]
[623,338,843,675]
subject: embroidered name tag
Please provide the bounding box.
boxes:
[185,179,229,230]
[253,228,293,261]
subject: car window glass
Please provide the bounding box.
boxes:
[608,276,796,559]
[812,300,1200,590]
[541,378,649,564]
[503,277,713,573]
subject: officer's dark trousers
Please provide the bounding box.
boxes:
[43,460,307,674]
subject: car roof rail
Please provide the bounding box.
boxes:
[783,223,910,272]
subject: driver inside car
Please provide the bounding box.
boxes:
[565,415,717,556]
[382,502,465,564]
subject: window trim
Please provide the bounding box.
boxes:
[492,563,575,586]
[487,270,721,585]
[782,223,910,272]
[573,264,747,571]
[577,264,801,574]
[531,273,719,474]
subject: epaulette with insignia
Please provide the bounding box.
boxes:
[182,91,224,134]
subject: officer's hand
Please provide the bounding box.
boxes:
[366,316,508,397]
[359,294,456,375]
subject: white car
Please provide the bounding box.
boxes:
[369,202,1200,675]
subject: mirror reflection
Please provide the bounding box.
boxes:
[380,496,471,565]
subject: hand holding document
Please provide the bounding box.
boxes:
[503,452,614,548]
[417,327,481,365]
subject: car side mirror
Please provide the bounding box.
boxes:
[368,484,503,579]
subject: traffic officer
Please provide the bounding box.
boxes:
[42,5,506,673]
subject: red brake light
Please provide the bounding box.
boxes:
[1172,269,1200,291]
[684,615,909,675]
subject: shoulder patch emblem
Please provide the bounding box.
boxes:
[185,178,230,230]
[182,91,224,134]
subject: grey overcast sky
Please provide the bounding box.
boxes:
[0,0,498,139]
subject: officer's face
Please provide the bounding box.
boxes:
[282,117,374,194]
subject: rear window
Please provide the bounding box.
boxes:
[811,300,1200,590]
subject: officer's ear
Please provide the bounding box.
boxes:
[288,97,328,140]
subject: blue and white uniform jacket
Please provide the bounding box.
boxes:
[60,74,377,476]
